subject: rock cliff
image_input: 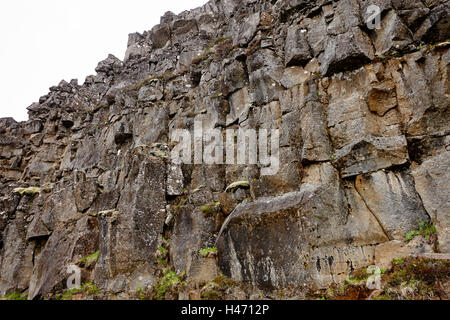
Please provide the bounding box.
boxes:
[0,0,449,300]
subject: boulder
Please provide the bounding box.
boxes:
[320,27,374,76]
[284,26,312,67]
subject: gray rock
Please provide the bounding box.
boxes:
[415,4,450,43]
[320,27,374,76]
[327,66,409,177]
[327,0,362,36]
[151,24,171,49]
[371,10,414,56]
[412,152,450,253]
[0,220,35,296]
[247,49,284,105]
[93,152,166,293]
[224,60,247,94]
[299,81,332,163]
[284,26,312,67]
[232,12,260,46]
[217,163,389,290]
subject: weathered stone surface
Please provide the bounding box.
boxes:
[28,215,99,299]
[151,24,171,49]
[371,10,414,56]
[320,27,374,76]
[0,219,35,296]
[172,19,198,44]
[171,203,218,282]
[217,163,389,289]
[284,26,312,67]
[224,60,247,94]
[367,80,397,116]
[167,163,184,196]
[412,152,450,253]
[74,174,99,213]
[374,238,435,269]
[247,49,284,106]
[138,81,164,103]
[227,87,251,126]
[327,66,409,177]
[355,169,431,241]
[299,81,332,163]
[327,0,362,36]
[388,50,449,137]
[232,12,260,46]
[93,152,167,293]
[415,3,450,43]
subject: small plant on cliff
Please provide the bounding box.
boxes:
[153,269,183,300]
[392,257,404,266]
[381,257,450,299]
[57,282,100,300]
[200,202,221,217]
[136,286,146,300]
[0,291,27,300]
[78,250,99,268]
[201,284,222,300]
[192,185,205,193]
[157,247,169,255]
[405,221,437,243]
[201,204,214,216]
[199,247,217,258]
[157,258,167,266]
[405,230,421,242]
[173,197,187,214]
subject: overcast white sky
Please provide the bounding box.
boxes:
[0,0,207,122]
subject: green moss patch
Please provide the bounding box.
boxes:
[405,221,437,243]
[0,291,27,300]
[56,282,100,300]
[200,247,218,258]
[78,250,99,268]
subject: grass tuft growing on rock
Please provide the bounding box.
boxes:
[199,247,217,258]
[78,250,99,268]
[0,291,27,300]
[153,269,183,300]
[57,282,100,300]
[309,256,449,300]
[200,202,221,217]
[405,221,437,243]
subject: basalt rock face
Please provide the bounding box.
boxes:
[0,0,449,299]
